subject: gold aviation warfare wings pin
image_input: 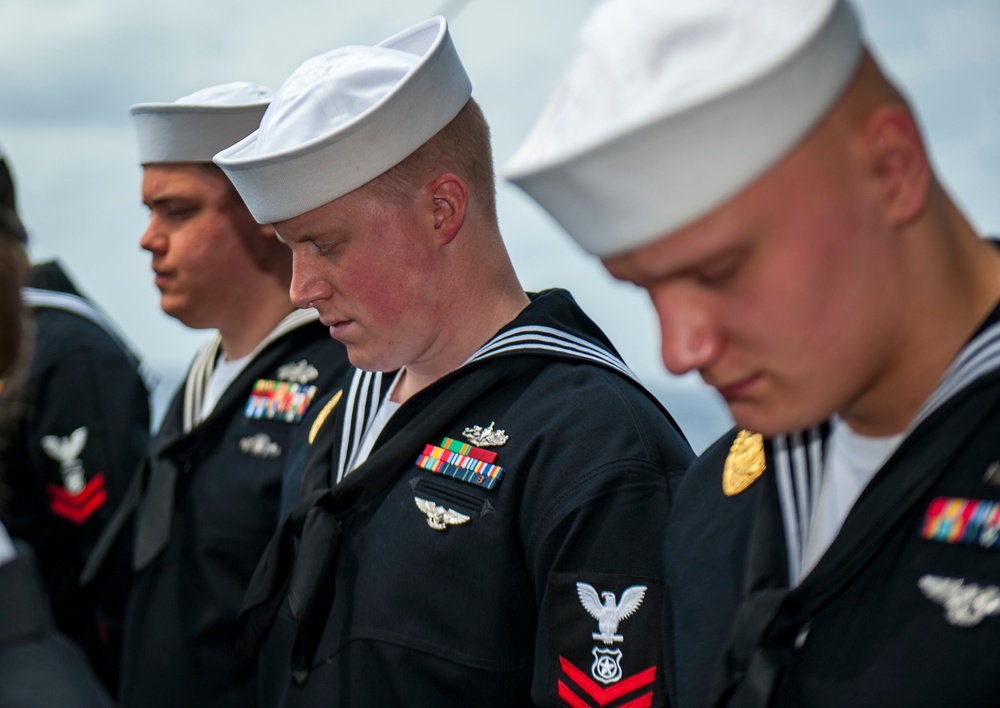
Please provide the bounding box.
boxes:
[723,429,765,496]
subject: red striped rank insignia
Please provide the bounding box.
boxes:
[415,436,504,490]
[244,379,318,424]
[921,496,1000,550]
[47,473,107,525]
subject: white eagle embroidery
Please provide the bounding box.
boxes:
[41,426,89,494]
[918,574,1000,627]
[576,582,647,644]
[414,497,471,531]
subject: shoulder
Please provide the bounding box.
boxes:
[669,428,759,544]
[512,359,694,472]
[31,306,136,366]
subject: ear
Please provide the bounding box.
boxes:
[862,105,931,226]
[258,223,279,240]
[426,174,467,245]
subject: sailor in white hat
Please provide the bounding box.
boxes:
[509,1,1000,706]
[83,82,351,708]
[217,16,692,707]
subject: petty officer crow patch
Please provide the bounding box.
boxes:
[548,573,664,707]
[41,425,107,525]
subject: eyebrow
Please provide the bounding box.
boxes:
[142,194,194,209]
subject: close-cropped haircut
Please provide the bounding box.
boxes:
[368,98,497,223]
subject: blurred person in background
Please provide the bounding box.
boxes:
[81,82,352,708]
[0,147,149,693]
[0,149,113,707]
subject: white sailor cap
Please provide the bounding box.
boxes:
[505,0,863,257]
[214,17,472,224]
[130,82,273,165]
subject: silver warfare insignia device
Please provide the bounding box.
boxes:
[276,359,319,384]
[918,574,1000,627]
[414,497,471,531]
[462,421,508,447]
[239,433,282,459]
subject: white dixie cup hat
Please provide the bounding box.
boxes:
[505,0,863,257]
[130,82,274,164]
[214,16,472,224]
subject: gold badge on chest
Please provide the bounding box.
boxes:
[722,429,765,496]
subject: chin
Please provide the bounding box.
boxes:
[162,300,211,331]
[729,402,828,438]
[344,349,389,374]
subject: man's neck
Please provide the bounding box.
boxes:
[391,285,530,405]
[217,298,297,361]
[843,223,1000,436]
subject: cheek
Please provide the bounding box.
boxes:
[746,225,884,374]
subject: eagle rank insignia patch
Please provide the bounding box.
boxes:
[41,426,107,524]
[548,574,663,707]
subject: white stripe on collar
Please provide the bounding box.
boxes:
[22,287,123,346]
[336,370,387,485]
[773,314,1000,584]
[181,309,320,433]
[332,322,637,485]
[466,325,637,382]
[22,286,157,391]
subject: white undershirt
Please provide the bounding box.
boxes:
[346,370,404,475]
[200,351,255,419]
[0,523,17,568]
[798,417,904,583]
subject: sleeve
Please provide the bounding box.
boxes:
[526,457,684,708]
[16,314,150,691]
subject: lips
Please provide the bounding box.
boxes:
[152,269,172,288]
[318,316,354,339]
[712,373,762,401]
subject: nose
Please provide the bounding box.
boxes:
[289,251,330,310]
[651,286,723,376]
[139,217,166,256]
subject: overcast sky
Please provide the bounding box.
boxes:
[2,0,998,450]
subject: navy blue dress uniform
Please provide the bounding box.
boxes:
[242,289,694,707]
[82,310,351,708]
[1,260,150,691]
[666,302,1000,707]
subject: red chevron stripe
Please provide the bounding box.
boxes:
[47,474,107,525]
[46,472,106,505]
[558,681,591,708]
[618,692,653,708]
[559,657,657,706]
